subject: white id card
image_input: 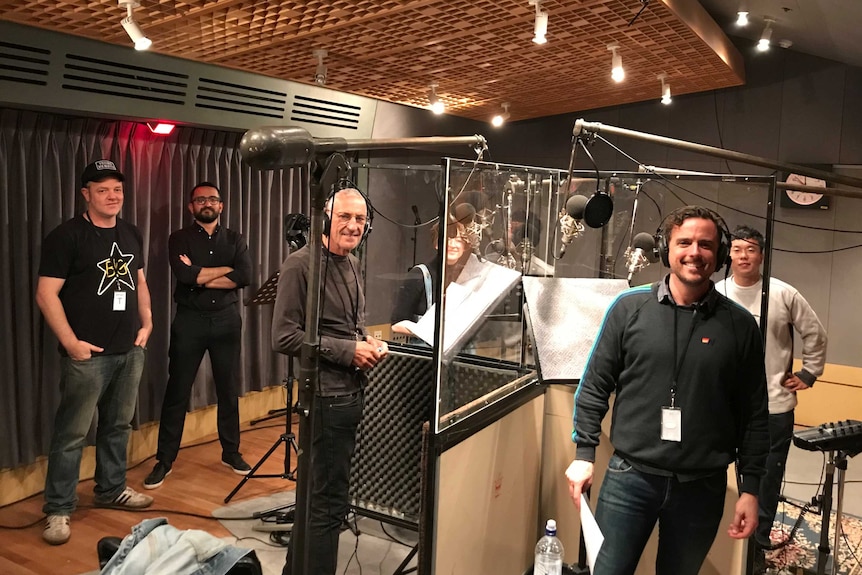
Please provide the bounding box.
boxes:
[661,407,682,442]
[113,291,127,311]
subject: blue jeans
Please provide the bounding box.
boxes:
[756,410,795,546]
[43,347,145,515]
[284,390,364,575]
[593,453,727,575]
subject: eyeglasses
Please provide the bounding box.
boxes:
[192,196,222,206]
[335,212,367,226]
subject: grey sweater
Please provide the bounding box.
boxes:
[272,246,366,396]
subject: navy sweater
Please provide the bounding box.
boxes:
[573,279,769,495]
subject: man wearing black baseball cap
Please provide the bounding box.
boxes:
[36,159,154,545]
[80,159,125,188]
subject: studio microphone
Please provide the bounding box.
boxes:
[411,204,421,225]
[559,195,588,257]
[453,203,483,257]
[625,232,657,283]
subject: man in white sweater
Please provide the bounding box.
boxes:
[716,225,827,570]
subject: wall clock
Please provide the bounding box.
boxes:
[780,173,829,209]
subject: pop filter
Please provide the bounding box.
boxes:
[583,192,613,228]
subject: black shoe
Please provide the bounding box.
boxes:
[222,452,252,475]
[143,461,172,490]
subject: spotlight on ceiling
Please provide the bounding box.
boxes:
[608,44,624,83]
[312,49,328,85]
[758,18,774,52]
[491,102,511,127]
[736,11,749,26]
[118,0,151,51]
[657,73,671,105]
[428,83,445,115]
[529,0,548,45]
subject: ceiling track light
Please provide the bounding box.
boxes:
[608,44,624,83]
[118,0,151,51]
[428,82,445,115]
[736,11,749,26]
[528,0,548,45]
[491,102,511,127]
[657,73,671,105]
[758,18,774,52]
[312,49,328,85]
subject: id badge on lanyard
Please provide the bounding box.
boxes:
[661,406,682,442]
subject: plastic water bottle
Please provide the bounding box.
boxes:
[534,519,564,575]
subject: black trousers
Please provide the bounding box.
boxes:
[283,391,364,575]
[156,305,242,464]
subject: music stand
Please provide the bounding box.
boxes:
[248,271,290,426]
[224,269,299,509]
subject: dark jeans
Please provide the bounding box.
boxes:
[755,410,795,546]
[156,306,242,464]
[593,453,726,575]
[43,347,145,515]
[283,391,363,575]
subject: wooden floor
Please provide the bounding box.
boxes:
[0,421,296,575]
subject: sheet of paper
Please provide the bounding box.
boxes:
[392,257,521,358]
[580,494,604,573]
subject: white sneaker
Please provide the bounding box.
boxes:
[94,486,154,509]
[43,514,71,545]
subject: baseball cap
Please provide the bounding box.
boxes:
[81,160,125,188]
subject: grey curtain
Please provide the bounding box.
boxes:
[0,108,305,468]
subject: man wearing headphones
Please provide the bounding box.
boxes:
[716,225,827,573]
[566,205,769,575]
[272,187,388,575]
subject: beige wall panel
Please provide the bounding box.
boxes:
[435,396,544,574]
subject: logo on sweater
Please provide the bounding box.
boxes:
[97,243,136,295]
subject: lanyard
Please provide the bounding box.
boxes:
[670,306,699,408]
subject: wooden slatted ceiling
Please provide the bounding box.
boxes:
[0,0,744,122]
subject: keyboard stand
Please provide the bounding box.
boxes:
[804,449,848,575]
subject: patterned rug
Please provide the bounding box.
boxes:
[766,499,862,574]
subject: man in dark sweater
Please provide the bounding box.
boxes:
[566,205,769,575]
[272,187,388,575]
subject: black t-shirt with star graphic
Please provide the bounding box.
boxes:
[39,214,145,355]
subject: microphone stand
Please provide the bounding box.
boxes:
[411,206,421,268]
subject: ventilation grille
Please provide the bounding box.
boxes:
[195,77,286,119]
[0,21,376,137]
[290,94,361,130]
[62,53,189,106]
[0,41,50,86]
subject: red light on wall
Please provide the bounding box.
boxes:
[146,122,176,135]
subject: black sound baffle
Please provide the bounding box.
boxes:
[349,349,434,525]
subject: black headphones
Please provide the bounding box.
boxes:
[322,180,374,241]
[653,206,731,270]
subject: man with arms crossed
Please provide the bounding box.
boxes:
[37,160,154,545]
[717,225,827,572]
[566,205,769,575]
[144,182,253,489]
